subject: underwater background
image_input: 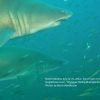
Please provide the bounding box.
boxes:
[0,0,100,100]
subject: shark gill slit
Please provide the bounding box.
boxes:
[8,11,18,37]
[14,12,22,36]
[22,14,27,34]
[23,14,30,34]
[17,12,24,36]
[17,12,27,35]
[8,11,21,37]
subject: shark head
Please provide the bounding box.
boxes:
[30,3,72,33]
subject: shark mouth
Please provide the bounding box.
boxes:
[51,11,73,27]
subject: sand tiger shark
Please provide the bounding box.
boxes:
[0,47,63,81]
[0,0,72,46]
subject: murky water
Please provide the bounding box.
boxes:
[0,0,100,100]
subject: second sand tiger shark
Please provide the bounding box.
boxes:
[0,0,72,46]
[0,47,63,81]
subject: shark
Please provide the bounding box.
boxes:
[0,47,63,81]
[0,0,72,46]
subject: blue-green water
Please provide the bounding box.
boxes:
[0,0,100,100]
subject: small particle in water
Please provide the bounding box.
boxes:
[87,59,94,63]
[97,55,100,58]
[63,49,69,53]
[63,60,69,65]
[83,55,87,60]
[8,69,14,73]
[39,60,45,63]
[79,92,91,97]
[22,54,29,58]
[67,43,73,46]
[79,65,84,68]
[86,42,91,50]
[88,33,94,38]
[14,84,21,88]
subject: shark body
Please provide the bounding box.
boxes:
[0,47,63,81]
[0,0,72,46]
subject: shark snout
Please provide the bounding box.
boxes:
[58,10,73,20]
[49,10,73,27]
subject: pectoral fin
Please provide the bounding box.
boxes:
[0,27,14,47]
